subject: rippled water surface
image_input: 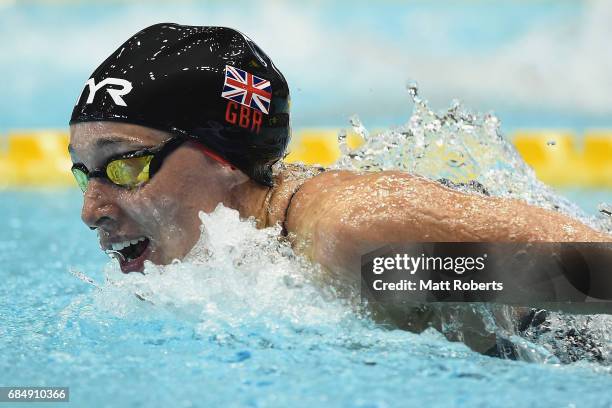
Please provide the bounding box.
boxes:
[1,186,612,407]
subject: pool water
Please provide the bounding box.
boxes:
[1,190,612,408]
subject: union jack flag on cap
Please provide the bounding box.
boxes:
[221,65,272,114]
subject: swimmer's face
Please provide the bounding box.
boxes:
[69,122,239,273]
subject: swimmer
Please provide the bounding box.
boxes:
[69,24,611,351]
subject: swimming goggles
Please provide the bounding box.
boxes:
[71,137,186,192]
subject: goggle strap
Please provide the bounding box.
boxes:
[193,144,235,170]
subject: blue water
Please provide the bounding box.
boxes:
[1,190,612,408]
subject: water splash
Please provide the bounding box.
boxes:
[332,87,612,364]
[334,85,610,233]
[520,312,612,364]
[62,205,369,344]
[63,88,611,367]
[63,204,611,366]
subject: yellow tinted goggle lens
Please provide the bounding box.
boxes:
[106,155,154,188]
[72,167,89,192]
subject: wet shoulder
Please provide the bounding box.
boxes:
[293,168,428,205]
[264,162,327,229]
[284,169,447,238]
[283,169,396,236]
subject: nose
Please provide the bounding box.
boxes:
[81,179,121,231]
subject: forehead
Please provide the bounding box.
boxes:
[69,122,171,163]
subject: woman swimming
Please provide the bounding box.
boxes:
[69,23,611,354]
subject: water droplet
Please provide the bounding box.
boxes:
[406,80,419,99]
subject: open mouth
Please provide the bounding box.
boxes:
[107,237,151,273]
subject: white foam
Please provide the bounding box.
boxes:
[75,204,360,340]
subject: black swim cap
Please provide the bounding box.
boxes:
[70,23,290,186]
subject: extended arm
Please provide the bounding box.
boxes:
[285,170,611,278]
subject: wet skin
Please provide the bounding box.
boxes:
[69,122,271,273]
[285,170,612,281]
[70,122,611,275]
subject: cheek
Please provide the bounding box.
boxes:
[121,190,188,234]
[121,166,204,238]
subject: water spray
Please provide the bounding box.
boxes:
[105,249,126,262]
